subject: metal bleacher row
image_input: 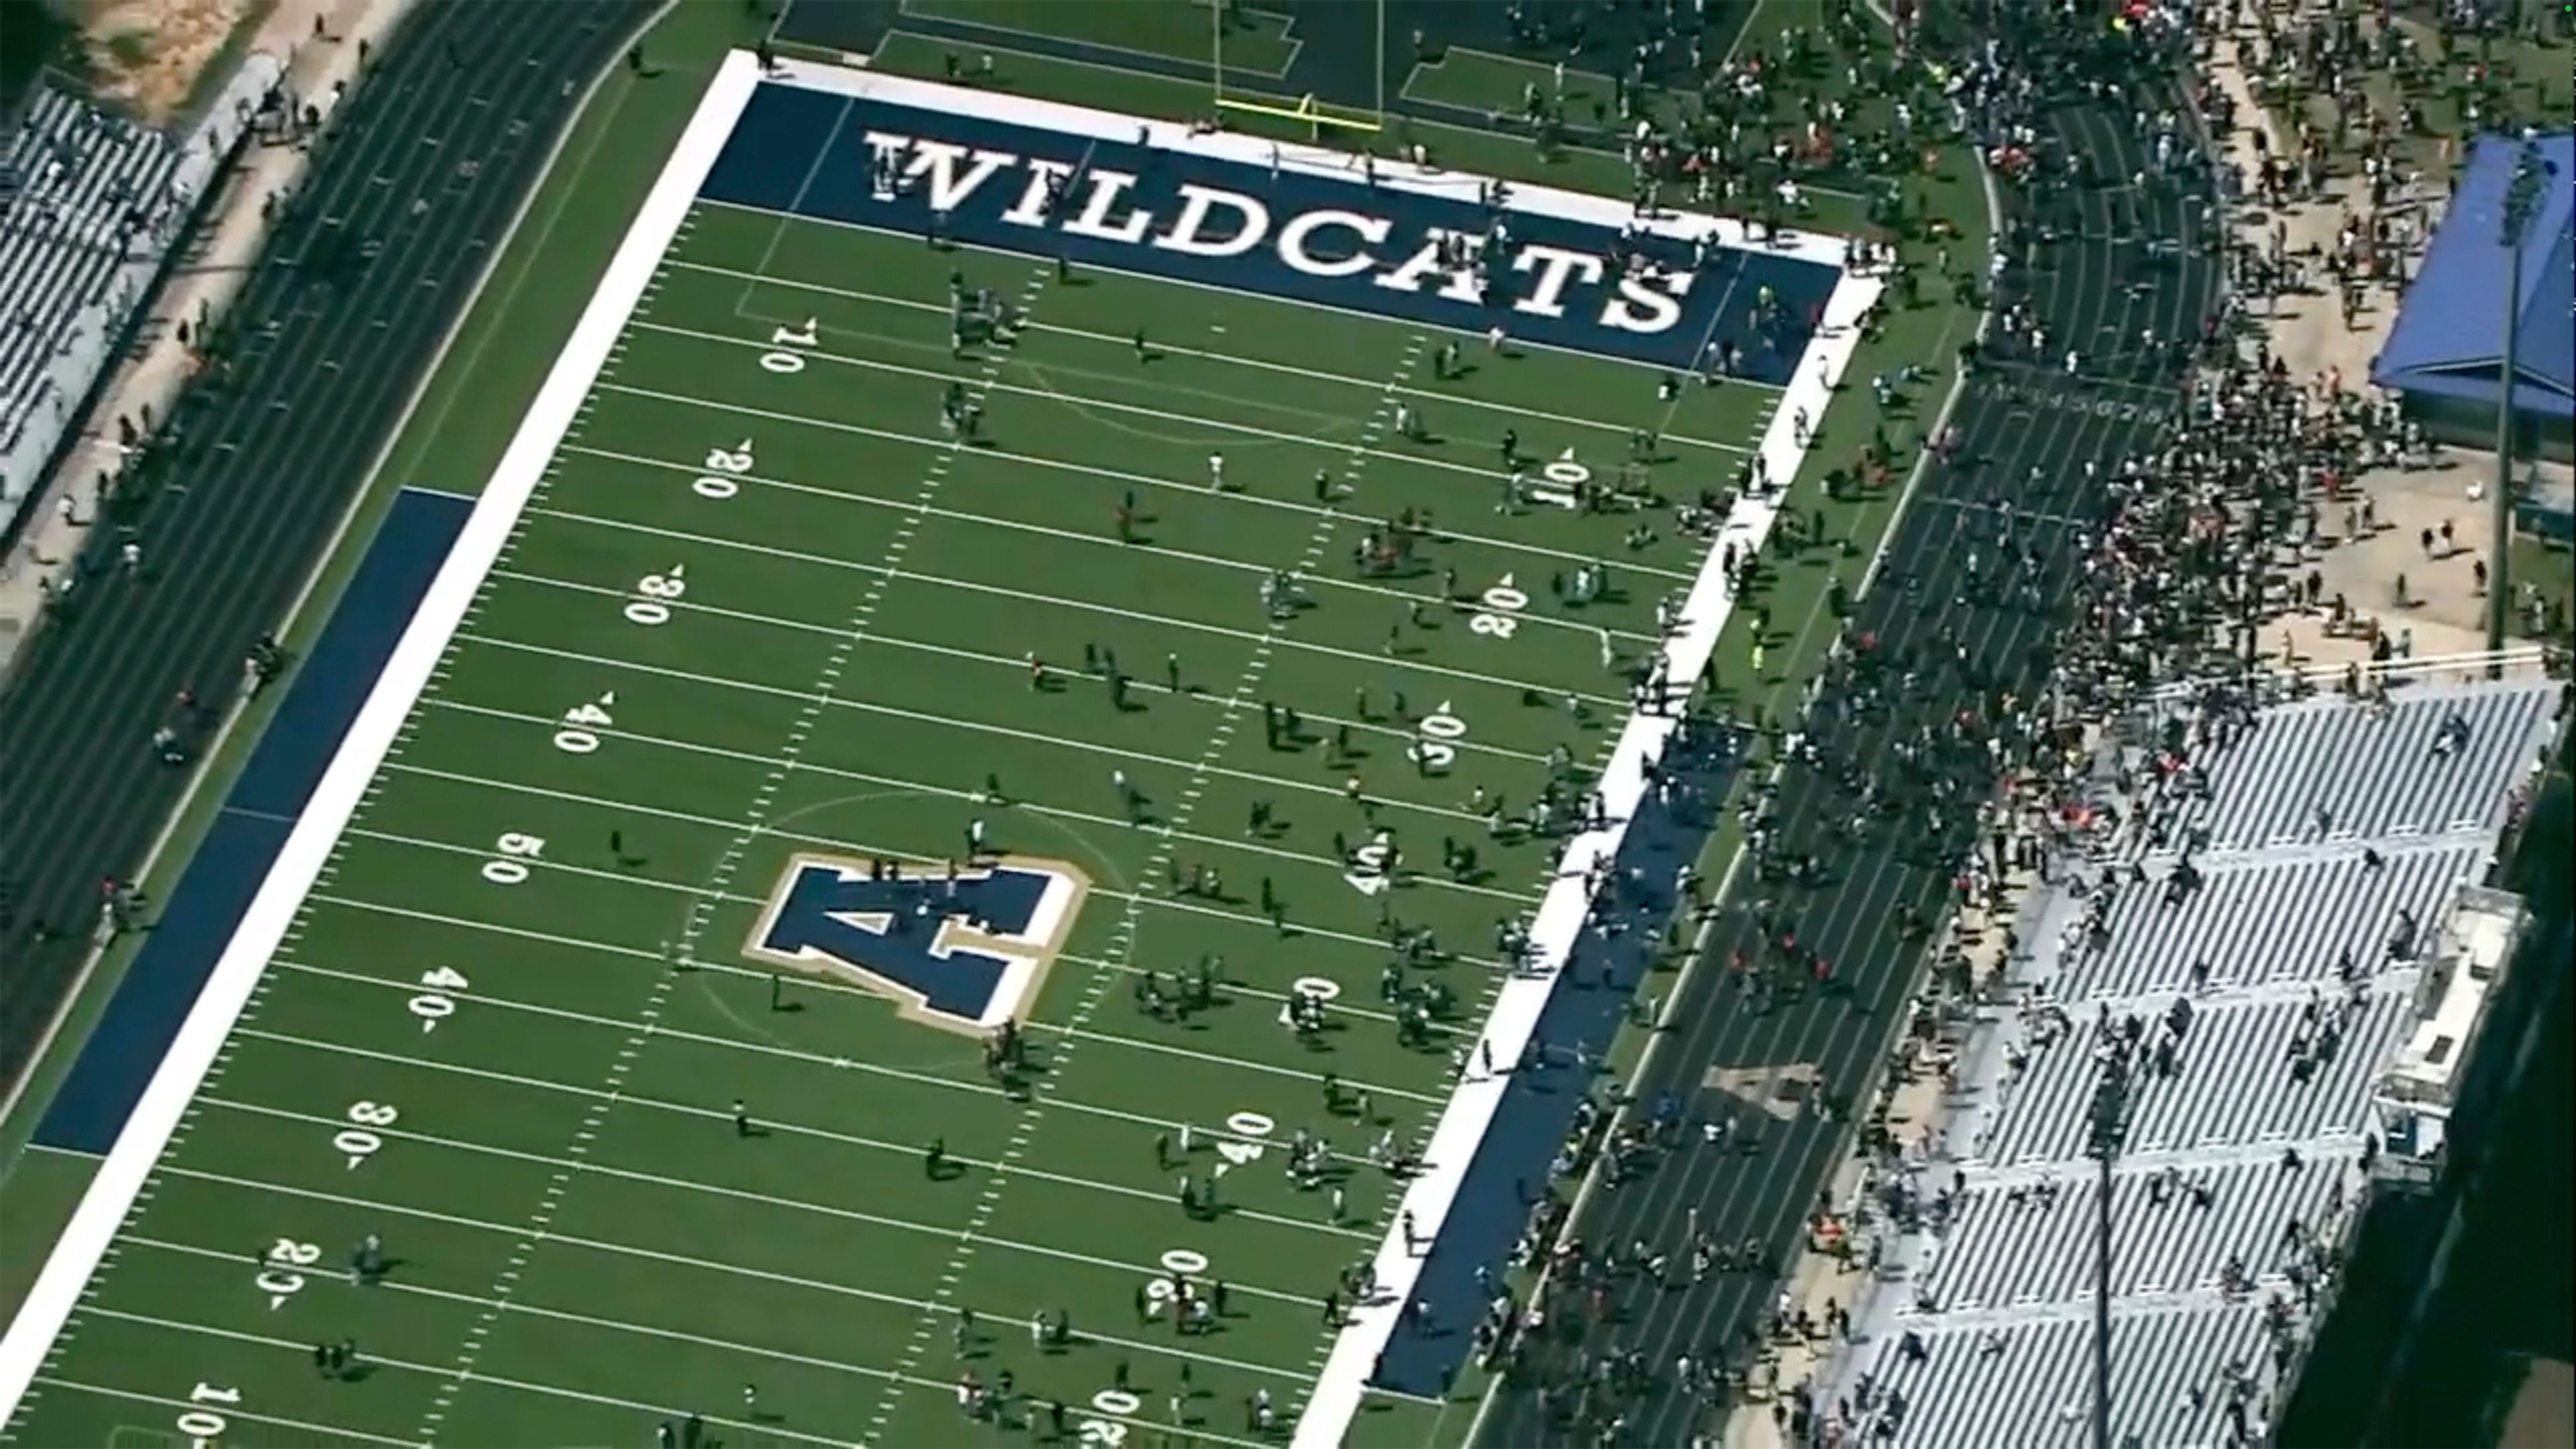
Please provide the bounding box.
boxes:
[0,49,287,531]
[0,84,186,513]
[1819,676,2566,1448]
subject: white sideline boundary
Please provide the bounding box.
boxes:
[0,50,768,1426]
[1289,259,1881,1445]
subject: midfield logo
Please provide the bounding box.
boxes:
[744,852,1091,1036]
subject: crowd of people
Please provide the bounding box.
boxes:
[1473,0,2573,1441]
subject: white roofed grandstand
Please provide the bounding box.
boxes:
[0,56,285,523]
[1817,674,2565,1449]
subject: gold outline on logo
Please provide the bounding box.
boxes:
[742,851,1091,1038]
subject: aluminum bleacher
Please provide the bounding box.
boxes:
[0,53,285,531]
[0,85,185,513]
[1817,676,2565,1448]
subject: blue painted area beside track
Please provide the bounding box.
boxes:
[32,488,474,1156]
[1373,725,1742,1395]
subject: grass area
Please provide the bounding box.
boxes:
[0,5,1990,1447]
[902,0,1299,78]
[2250,15,2574,178]
[2511,534,2574,645]
[1399,48,1622,117]
[0,1148,93,1323]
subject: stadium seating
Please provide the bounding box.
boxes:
[0,49,288,532]
[0,84,187,519]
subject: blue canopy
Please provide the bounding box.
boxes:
[2371,131,2575,422]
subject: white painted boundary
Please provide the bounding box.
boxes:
[0,50,767,1427]
[770,58,1856,271]
[1291,275,1883,1446]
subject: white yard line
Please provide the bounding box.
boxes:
[266,958,1448,1110]
[676,258,1760,453]
[546,447,1667,644]
[575,386,1704,581]
[638,319,1756,473]
[515,504,1638,708]
[447,629,1537,826]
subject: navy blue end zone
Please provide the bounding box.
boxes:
[700,83,1839,380]
[32,488,474,1156]
[1373,724,1742,1397]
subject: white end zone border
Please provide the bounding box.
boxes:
[1291,267,1882,1445]
[0,49,767,1424]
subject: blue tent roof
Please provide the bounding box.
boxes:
[2373,131,2575,422]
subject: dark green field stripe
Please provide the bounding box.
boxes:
[115,1230,520,1373]
[8,1311,440,1448]
[917,449,1672,639]
[405,689,1540,927]
[539,448,924,561]
[334,753,1535,975]
[311,833,690,957]
[426,642,808,782]
[673,252,1762,466]
[892,506,1618,684]
[645,288,1377,439]
[582,341,1722,587]
[686,204,1774,431]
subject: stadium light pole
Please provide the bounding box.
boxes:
[2085,1045,2135,1449]
[2485,138,2552,674]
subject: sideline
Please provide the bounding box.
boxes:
[1289,223,1884,1449]
[1451,19,2004,1435]
[0,48,767,1426]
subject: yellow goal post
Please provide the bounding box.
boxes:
[1210,89,1383,143]
[1206,0,1383,143]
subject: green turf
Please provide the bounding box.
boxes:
[0,193,1791,1449]
[3,7,1990,1445]
[902,0,1301,80]
[0,1148,95,1324]
[1400,48,1624,117]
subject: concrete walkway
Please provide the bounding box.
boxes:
[0,0,417,678]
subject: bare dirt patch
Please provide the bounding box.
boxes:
[70,0,268,124]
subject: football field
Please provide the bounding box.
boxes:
[0,66,1837,1449]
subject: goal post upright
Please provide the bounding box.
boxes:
[1207,1,1384,146]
